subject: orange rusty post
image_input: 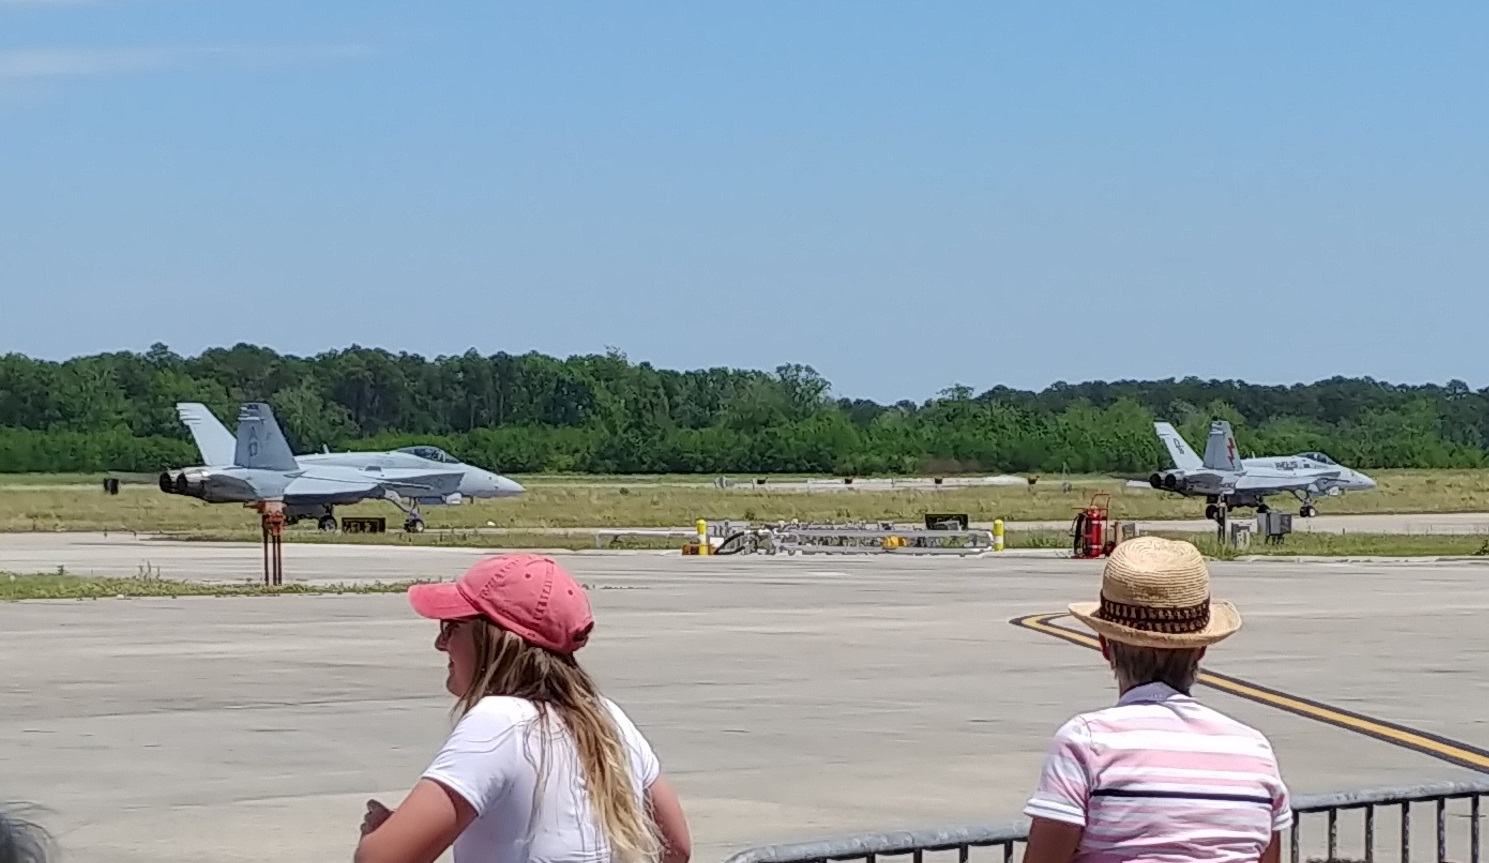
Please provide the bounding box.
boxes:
[255,501,286,586]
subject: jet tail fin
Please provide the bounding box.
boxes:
[1201,420,1242,471]
[176,402,237,467]
[1154,422,1202,470]
[233,402,300,472]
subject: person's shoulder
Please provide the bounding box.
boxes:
[453,696,541,735]
[1046,708,1100,743]
[1062,700,1135,729]
[1190,701,1283,749]
[598,697,661,772]
[599,696,649,739]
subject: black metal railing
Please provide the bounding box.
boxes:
[719,778,1489,863]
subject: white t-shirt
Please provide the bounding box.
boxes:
[422,695,661,863]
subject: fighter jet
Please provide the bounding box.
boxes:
[164,402,524,532]
[1148,420,1376,521]
[159,402,474,531]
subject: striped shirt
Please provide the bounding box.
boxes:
[1024,682,1291,863]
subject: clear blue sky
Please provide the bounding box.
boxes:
[2,1,1485,403]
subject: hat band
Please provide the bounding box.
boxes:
[1097,594,1211,634]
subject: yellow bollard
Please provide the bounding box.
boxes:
[696,519,709,556]
[993,518,1005,552]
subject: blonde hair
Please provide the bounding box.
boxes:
[455,620,661,863]
[1107,640,1203,694]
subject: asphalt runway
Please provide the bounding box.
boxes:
[6,536,1489,863]
[1013,510,1489,535]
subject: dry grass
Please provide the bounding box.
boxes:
[3,469,1489,534]
[989,529,1489,558]
[160,528,687,551]
[1181,531,1489,560]
[0,571,429,600]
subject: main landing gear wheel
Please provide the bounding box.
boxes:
[1300,505,1317,518]
[404,516,425,534]
[1204,504,1219,521]
[317,515,337,532]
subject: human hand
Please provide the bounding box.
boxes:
[361,799,393,836]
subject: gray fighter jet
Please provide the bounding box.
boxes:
[1148,420,1376,521]
[162,402,524,532]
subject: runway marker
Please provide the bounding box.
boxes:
[1011,612,1489,774]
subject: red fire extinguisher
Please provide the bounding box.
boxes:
[1071,493,1114,559]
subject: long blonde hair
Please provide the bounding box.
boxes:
[455,620,661,863]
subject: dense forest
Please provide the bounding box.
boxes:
[0,343,1485,475]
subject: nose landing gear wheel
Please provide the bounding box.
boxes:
[318,515,338,532]
[1300,505,1317,518]
[404,517,425,534]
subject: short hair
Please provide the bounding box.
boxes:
[1108,640,1203,694]
[0,805,55,863]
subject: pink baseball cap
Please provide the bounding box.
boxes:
[407,553,594,654]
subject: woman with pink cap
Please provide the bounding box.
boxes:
[354,553,692,863]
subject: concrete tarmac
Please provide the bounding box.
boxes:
[4,536,1489,863]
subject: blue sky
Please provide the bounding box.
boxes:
[2,1,1485,403]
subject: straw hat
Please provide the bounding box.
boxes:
[1067,535,1241,648]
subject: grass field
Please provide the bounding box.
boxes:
[0,571,427,600]
[5,469,1489,534]
[1164,531,1489,559]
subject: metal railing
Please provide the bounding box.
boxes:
[719,778,1489,863]
[771,526,996,556]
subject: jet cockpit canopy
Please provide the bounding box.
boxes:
[396,445,464,465]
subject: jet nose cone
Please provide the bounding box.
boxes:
[494,475,526,496]
[1356,472,1377,489]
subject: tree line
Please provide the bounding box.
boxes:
[0,342,1485,475]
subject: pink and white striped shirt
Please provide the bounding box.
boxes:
[1024,682,1291,863]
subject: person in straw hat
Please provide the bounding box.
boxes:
[1021,536,1291,863]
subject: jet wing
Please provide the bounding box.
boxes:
[1231,471,1341,493]
[280,474,387,505]
[352,468,465,497]
[274,468,465,505]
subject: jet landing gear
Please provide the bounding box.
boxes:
[386,499,426,533]
[1205,499,1315,522]
[283,507,340,532]
[1288,490,1319,518]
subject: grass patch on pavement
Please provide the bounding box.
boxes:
[0,571,428,601]
[1161,531,1489,560]
[998,528,1489,558]
[158,528,687,551]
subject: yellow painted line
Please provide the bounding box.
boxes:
[1011,612,1489,774]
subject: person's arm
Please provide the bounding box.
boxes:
[354,779,477,863]
[1023,817,1083,863]
[1266,745,1292,863]
[1020,717,1093,863]
[645,775,692,863]
[356,705,516,863]
[1260,831,1282,863]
